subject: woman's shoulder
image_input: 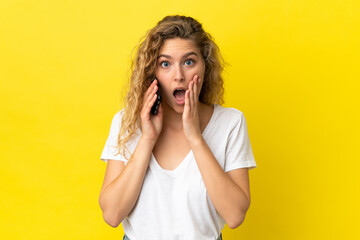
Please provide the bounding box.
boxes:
[107,109,125,131]
[204,105,247,136]
[111,108,125,121]
[214,104,245,121]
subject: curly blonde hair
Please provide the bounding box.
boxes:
[117,15,225,159]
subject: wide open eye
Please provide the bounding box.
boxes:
[184,59,194,66]
[160,61,170,68]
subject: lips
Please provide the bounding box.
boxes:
[173,88,187,104]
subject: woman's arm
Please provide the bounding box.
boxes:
[189,138,251,229]
[183,76,251,229]
[99,137,156,228]
[99,80,163,227]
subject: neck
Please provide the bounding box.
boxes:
[161,104,184,131]
[161,102,210,132]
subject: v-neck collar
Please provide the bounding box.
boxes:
[149,104,218,176]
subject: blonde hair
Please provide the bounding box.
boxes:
[117,15,225,159]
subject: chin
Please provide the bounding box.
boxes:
[172,105,185,114]
[162,98,185,114]
[164,102,184,114]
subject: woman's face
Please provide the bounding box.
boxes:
[155,37,205,114]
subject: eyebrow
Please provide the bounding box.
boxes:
[157,51,198,60]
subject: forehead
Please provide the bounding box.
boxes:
[159,38,200,55]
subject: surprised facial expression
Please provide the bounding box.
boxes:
[155,38,205,113]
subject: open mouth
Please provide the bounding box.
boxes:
[173,88,186,104]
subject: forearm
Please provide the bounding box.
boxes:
[190,137,250,228]
[99,137,155,226]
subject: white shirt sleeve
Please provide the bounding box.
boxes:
[224,111,257,172]
[100,110,126,163]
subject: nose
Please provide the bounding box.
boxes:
[173,64,184,82]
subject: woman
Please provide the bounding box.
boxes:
[99,15,257,240]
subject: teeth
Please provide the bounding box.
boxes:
[173,88,186,94]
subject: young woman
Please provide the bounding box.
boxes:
[99,15,257,240]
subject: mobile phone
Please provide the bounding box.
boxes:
[151,78,161,115]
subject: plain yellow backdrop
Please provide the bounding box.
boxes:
[1,0,359,239]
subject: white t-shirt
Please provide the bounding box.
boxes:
[100,104,257,240]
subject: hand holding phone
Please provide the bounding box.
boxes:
[151,78,162,115]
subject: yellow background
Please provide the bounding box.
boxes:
[1,0,359,239]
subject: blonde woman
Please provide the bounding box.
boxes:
[99,15,257,240]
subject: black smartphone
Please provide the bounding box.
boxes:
[151,78,161,115]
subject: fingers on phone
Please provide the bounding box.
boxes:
[146,94,157,114]
[144,86,156,112]
[144,79,157,99]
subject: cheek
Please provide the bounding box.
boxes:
[193,62,205,78]
[154,73,171,96]
[155,69,162,79]
[186,68,202,80]
[155,72,167,85]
